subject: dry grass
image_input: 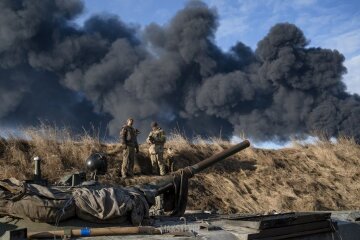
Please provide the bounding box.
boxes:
[0,125,103,180]
[0,127,359,213]
[165,133,360,213]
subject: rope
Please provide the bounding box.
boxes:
[52,196,75,240]
[168,169,189,216]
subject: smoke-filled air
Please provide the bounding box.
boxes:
[1,0,359,142]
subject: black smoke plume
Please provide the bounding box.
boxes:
[0,0,359,142]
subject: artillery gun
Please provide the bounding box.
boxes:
[0,140,250,228]
[1,140,357,240]
[143,139,251,216]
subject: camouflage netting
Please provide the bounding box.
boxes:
[0,178,152,225]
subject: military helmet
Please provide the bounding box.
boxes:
[85,153,108,175]
[151,121,158,128]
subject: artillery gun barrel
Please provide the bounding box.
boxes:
[188,139,250,175]
[154,140,250,194]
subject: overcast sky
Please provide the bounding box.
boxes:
[77,0,360,95]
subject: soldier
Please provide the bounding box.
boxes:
[120,118,139,179]
[146,122,167,175]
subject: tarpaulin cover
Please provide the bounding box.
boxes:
[0,178,151,225]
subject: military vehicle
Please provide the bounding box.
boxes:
[0,139,359,239]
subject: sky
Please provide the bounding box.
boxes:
[1,0,356,149]
[77,0,360,95]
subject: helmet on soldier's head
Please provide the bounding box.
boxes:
[151,122,158,128]
[85,153,108,175]
[127,118,134,126]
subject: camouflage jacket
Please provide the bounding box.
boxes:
[120,125,139,148]
[147,128,166,145]
[147,127,166,154]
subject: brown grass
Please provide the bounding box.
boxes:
[0,127,359,213]
[0,125,103,180]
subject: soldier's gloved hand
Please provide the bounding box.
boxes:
[135,147,139,153]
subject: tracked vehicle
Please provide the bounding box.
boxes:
[0,140,359,239]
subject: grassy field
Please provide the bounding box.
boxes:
[0,126,359,213]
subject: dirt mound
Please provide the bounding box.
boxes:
[0,128,359,213]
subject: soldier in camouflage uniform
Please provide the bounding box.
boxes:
[146,122,167,176]
[120,118,139,179]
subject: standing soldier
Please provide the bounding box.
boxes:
[146,122,167,175]
[120,118,139,179]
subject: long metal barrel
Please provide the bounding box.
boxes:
[188,140,250,175]
[154,140,250,194]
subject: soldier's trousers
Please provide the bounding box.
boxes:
[122,146,135,177]
[150,152,167,176]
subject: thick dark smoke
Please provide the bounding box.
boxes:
[0,0,359,142]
